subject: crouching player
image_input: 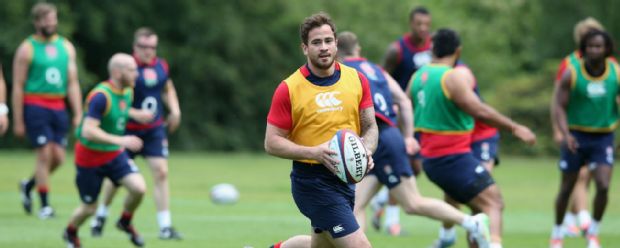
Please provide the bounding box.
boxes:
[63,53,153,248]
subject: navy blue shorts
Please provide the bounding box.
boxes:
[471,134,500,165]
[24,105,69,147]
[126,125,168,158]
[290,161,359,239]
[369,125,414,189]
[559,130,614,173]
[75,152,139,204]
[423,153,495,204]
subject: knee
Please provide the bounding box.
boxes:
[83,204,98,216]
[153,166,168,182]
[402,197,422,215]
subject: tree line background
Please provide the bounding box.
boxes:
[0,0,619,155]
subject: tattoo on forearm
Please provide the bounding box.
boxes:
[360,108,378,152]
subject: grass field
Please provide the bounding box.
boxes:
[0,151,619,248]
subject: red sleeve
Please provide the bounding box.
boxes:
[160,58,170,75]
[358,72,373,109]
[555,59,568,82]
[266,82,292,130]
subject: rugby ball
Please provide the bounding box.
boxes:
[210,183,239,205]
[328,129,369,184]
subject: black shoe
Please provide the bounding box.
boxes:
[63,229,81,248]
[116,220,145,247]
[91,216,106,237]
[159,226,183,240]
[19,180,32,214]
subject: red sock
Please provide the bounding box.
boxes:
[67,224,77,235]
[273,241,283,248]
[120,211,133,226]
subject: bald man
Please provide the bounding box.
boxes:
[63,53,154,248]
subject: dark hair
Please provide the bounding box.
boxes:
[31,2,57,22]
[579,29,614,58]
[409,6,430,21]
[300,12,336,45]
[432,28,460,58]
[134,27,157,44]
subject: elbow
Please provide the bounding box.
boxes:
[264,139,274,155]
[81,127,95,141]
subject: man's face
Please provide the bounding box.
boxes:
[410,13,431,40]
[35,12,58,38]
[303,24,337,70]
[133,35,158,63]
[120,61,139,87]
[585,35,606,62]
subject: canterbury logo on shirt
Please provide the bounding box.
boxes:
[315,91,343,112]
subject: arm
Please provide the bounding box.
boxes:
[128,108,155,124]
[446,68,536,145]
[162,78,181,133]
[82,93,142,151]
[65,41,82,127]
[551,59,569,144]
[385,71,418,154]
[0,65,8,135]
[264,82,338,171]
[552,69,577,152]
[381,42,400,75]
[11,42,31,138]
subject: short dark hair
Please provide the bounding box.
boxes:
[579,29,614,58]
[31,2,57,22]
[337,31,358,57]
[432,28,460,58]
[300,12,336,45]
[409,6,430,21]
[134,27,157,44]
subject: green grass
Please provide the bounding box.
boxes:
[0,151,619,248]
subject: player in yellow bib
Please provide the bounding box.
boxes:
[265,12,377,248]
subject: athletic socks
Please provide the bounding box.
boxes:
[490,243,503,248]
[578,210,592,226]
[383,205,400,228]
[38,185,49,207]
[563,212,577,226]
[461,215,476,232]
[587,220,600,235]
[439,226,456,241]
[119,211,133,226]
[551,225,564,239]
[96,204,109,217]
[25,177,36,193]
[157,210,172,229]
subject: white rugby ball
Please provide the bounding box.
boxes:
[328,129,369,184]
[210,183,239,205]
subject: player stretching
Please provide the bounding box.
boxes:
[265,12,377,248]
[550,29,618,248]
[14,2,82,219]
[91,27,183,240]
[409,29,536,248]
[63,53,152,248]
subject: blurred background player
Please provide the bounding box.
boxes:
[0,64,9,136]
[432,61,501,248]
[371,5,433,235]
[91,27,183,240]
[550,29,618,248]
[551,17,607,238]
[409,28,536,248]
[14,2,82,219]
[339,31,492,247]
[63,53,150,248]
[265,12,378,248]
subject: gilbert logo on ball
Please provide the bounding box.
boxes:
[328,129,369,184]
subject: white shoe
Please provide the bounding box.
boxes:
[39,206,55,220]
[469,213,491,248]
[549,238,562,248]
[587,235,601,248]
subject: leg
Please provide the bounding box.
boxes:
[49,143,66,174]
[590,164,611,223]
[554,172,579,226]
[318,228,371,248]
[565,166,591,235]
[90,178,119,237]
[118,173,146,213]
[353,175,382,231]
[467,184,504,244]
[67,203,98,228]
[311,231,336,248]
[34,144,55,218]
